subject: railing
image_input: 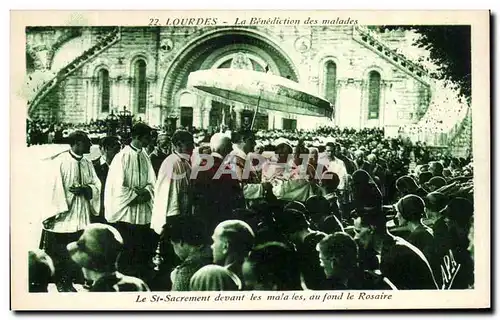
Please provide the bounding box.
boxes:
[28,27,121,117]
[447,106,472,156]
[353,26,429,83]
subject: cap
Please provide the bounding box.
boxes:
[67,223,124,272]
[396,194,425,222]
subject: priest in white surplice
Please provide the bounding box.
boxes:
[104,123,156,279]
[41,131,101,292]
[151,130,194,235]
[150,130,194,289]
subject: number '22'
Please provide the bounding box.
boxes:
[149,18,160,26]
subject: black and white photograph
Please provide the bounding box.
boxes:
[10,10,490,310]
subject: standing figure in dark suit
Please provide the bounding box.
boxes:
[149,133,171,177]
[92,136,121,223]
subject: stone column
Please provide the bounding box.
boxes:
[84,79,92,123]
[192,95,202,129]
[379,80,389,128]
[234,103,244,130]
[203,97,212,130]
[110,77,120,116]
[90,76,99,120]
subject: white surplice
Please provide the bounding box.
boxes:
[151,152,192,235]
[261,158,317,202]
[229,146,264,200]
[104,145,156,225]
[325,158,348,190]
[45,150,101,233]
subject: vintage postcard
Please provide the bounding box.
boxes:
[10,10,490,311]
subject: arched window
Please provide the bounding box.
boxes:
[133,59,147,114]
[368,70,381,119]
[97,68,110,113]
[324,61,337,108]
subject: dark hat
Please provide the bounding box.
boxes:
[441,197,473,227]
[29,249,55,289]
[171,129,194,145]
[67,223,124,272]
[427,176,447,189]
[131,122,153,138]
[321,171,340,190]
[283,201,307,214]
[396,175,418,193]
[275,208,309,234]
[305,195,330,216]
[425,192,448,212]
[418,171,433,185]
[396,194,425,222]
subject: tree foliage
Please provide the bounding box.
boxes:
[376,25,471,104]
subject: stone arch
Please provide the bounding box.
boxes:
[318,56,341,105]
[86,58,117,78]
[127,52,155,78]
[312,50,349,77]
[362,65,387,81]
[158,27,300,121]
[93,64,110,76]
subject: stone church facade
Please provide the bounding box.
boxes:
[26,25,432,134]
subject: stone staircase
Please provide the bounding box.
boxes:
[447,107,472,158]
[353,26,471,150]
[27,27,122,118]
[352,26,431,86]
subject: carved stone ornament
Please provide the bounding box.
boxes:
[161,38,174,52]
[294,36,311,53]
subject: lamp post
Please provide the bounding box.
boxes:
[106,111,119,136]
[118,106,133,142]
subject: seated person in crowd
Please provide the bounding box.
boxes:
[66,223,150,292]
[274,208,327,290]
[29,249,55,293]
[395,195,435,262]
[352,191,439,290]
[190,220,255,291]
[317,232,397,290]
[166,216,213,291]
[242,242,301,291]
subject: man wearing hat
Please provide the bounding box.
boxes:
[433,197,474,289]
[105,123,157,279]
[395,195,435,262]
[67,223,150,292]
[352,196,438,290]
[41,130,101,292]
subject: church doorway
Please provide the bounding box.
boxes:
[241,109,268,131]
[180,107,193,129]
[209,101,232,131]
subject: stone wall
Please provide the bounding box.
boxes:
[28,25,430,130]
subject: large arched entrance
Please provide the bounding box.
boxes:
[159,28,299,130]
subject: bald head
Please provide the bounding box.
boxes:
[210,133,233,157]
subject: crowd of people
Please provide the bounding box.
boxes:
[28,121,474,293]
